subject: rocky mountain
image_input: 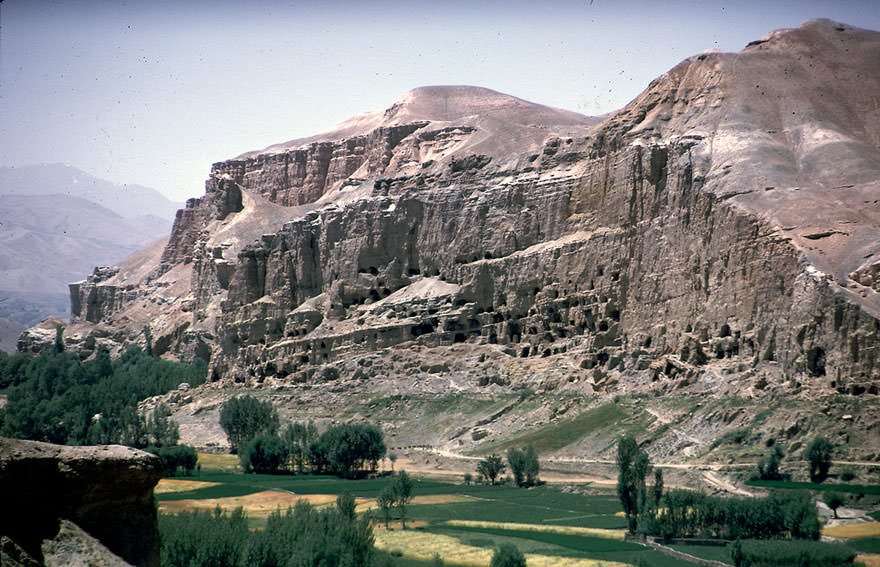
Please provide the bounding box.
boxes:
[31,20,880,425]
[0,165,179,337]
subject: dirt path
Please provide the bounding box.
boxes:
[399,447,759,495]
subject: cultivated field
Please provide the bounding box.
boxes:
[155,453,880,567]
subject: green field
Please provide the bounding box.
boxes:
[667,543,732,563]
[745,479,880,495]
[475,403,628,455]
[156,466,704,566]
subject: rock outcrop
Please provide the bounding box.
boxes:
[33,20,880,398]
[0,437,162,567]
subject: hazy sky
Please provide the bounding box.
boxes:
[2,0,879,202]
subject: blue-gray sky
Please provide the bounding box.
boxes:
[2,0,879,201]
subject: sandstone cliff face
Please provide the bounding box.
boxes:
[0,437,162,567]
[49,20,880,398]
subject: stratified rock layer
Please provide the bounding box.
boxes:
[46,20,880,397]
[0,437,162,567]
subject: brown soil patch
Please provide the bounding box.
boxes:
[822,521,880,538]
[155,479,221,495]
[159,490,356,517]
[196,453,240,472]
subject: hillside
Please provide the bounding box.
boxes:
[28,19,880,464]
[0,165,178,335]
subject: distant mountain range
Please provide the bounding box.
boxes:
[0,164,182,349]
[0,164,182,220]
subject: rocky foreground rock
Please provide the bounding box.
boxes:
[29,19,880,401]
[0,437,162,567]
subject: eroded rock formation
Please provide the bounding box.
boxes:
[0,437,162,567]
[36,20,880,397]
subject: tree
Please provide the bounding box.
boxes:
[312,422,387,477]
[392,470,414,529]
[147,403,179,448]
[154,445,198,477]
[490,544,527,567]
[652,468,664,507]
[54,324,65,353]
[477,454,505,485]
[389,452,397,473]
[463,472,473,486]
[617,434,651,534]
[825,492,845,519]
[377,486,394,529]
[281,421,317,473]
[219,395,279,454]
[507,445,540,487]
[804,436,833,483]
[240,434,288,474]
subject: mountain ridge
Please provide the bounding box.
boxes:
[23,19,880,458]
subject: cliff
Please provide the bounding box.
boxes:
[36,20,880,401]
[0,437,162,567]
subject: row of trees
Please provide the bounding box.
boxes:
[219,395,386,477]
[615,434,820,540]
[160,498,374,567]
[472,445,541,487]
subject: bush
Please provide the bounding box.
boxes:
[732,539,855,567]
[840,468,857,481]
[240,434,288,474]
[755,446,785,481]
[219,396,279,454]
[804,436,833,483]
[490,543,527,567]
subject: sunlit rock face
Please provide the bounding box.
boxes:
[42,20,880,396]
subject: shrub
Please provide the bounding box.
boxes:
[755,446,785,481]
[490,543,527,567]
[840,468,857,481]
[219,396,279,454]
